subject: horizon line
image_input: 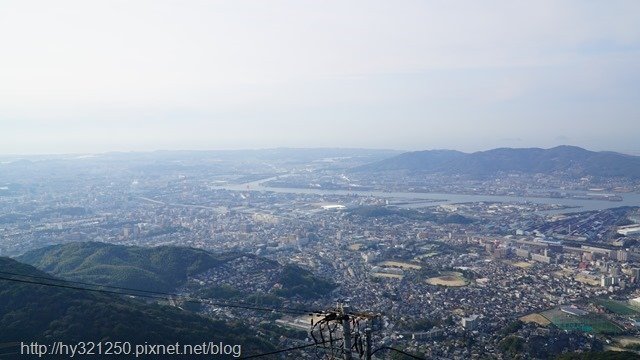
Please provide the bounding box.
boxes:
[1,144,638,158]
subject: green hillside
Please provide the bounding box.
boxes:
[0,257,273,357]
[273,264,336,299]
[18,242,335,300]
[18,242,224,292]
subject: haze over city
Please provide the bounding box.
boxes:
[1,0,639,155]
[5,2,640,358]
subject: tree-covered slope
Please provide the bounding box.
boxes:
[18,242,336,300]
[355,145,640,178]
[18,242,223,292]
[0,257,273,357]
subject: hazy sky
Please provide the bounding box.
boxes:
[1,1,639,154]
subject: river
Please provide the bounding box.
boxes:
[220,178,640,214]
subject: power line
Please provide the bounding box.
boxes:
[371,346,427,360]
[1,273,424,359]
[0,272,318,316]
[0,274,312,315]
[0,272,347,360]
[239,338,342,359]
[0,270,176,296]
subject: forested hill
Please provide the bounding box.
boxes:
[355,145,640,178]
[0,257,273,356]
[18,242,223,293]
[18,241,336,299]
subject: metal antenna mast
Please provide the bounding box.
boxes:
[309,302,379,360]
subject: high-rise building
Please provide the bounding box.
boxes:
[617,250,629,262]
[462,315,479,330]
[515,248,530,259]
[611,266,621,277]
[600,275,618,287]
[531,253,551,264]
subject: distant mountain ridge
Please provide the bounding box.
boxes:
[355,146,640,178]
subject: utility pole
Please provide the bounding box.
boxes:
[365,328,372,360]
[341,303,352,360]
[310,304,378,359]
